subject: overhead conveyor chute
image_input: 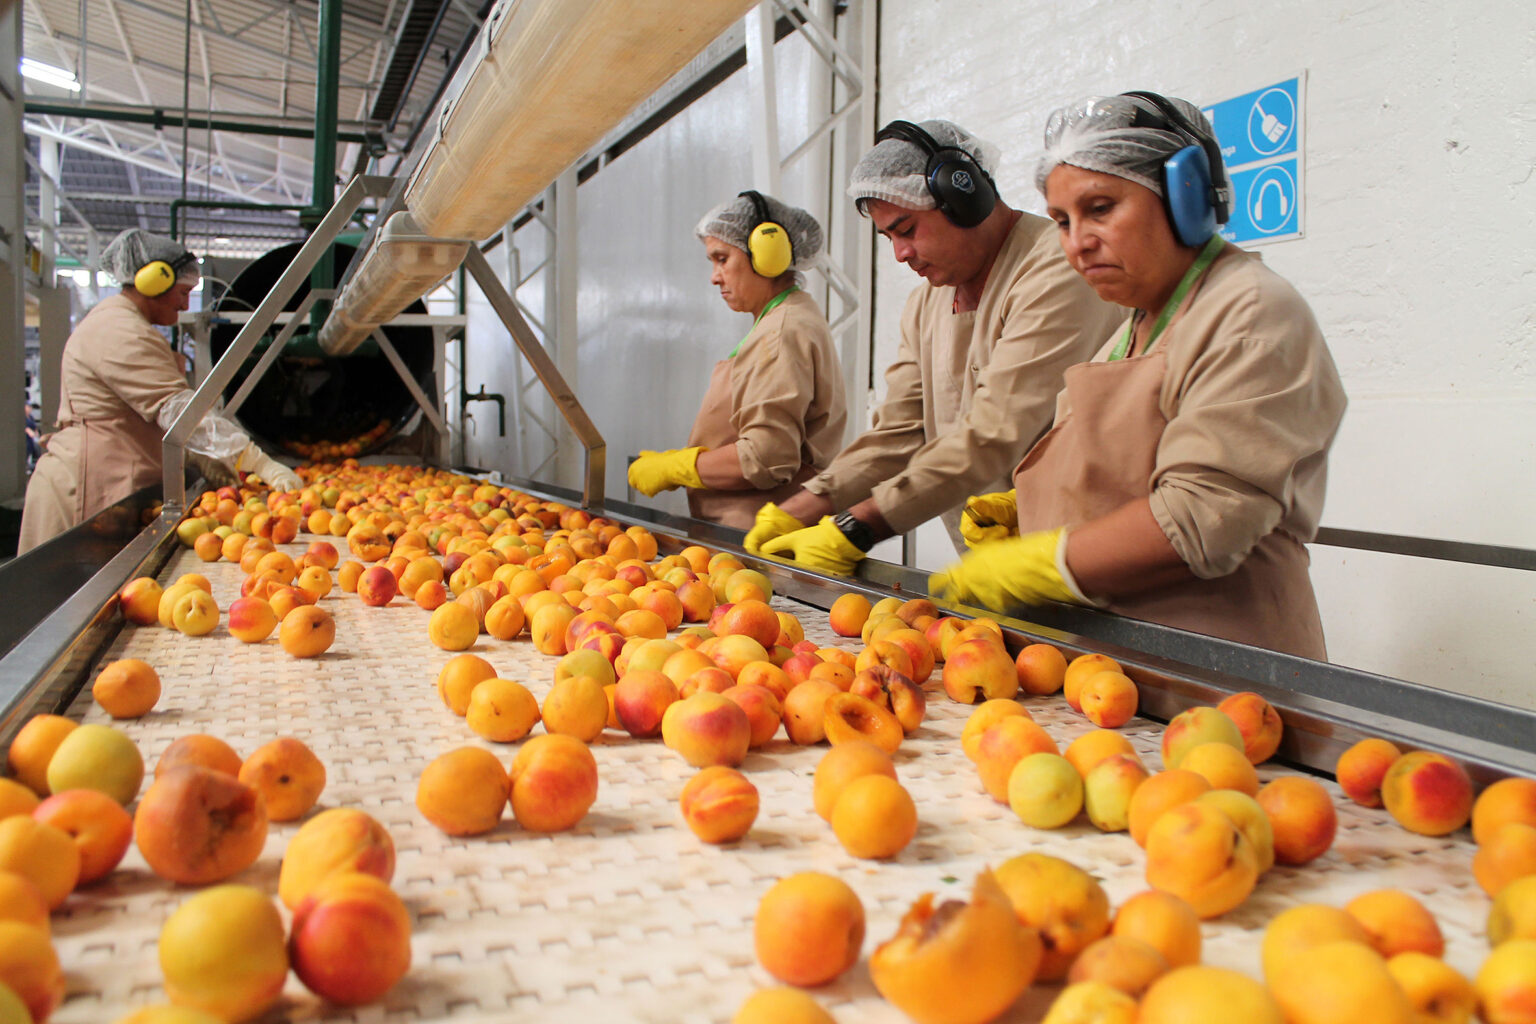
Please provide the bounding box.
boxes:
[317,0,760,356]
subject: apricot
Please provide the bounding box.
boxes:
[1345,889,1444,958]
[1256,775,1338,865]
[6,714,77,795]
[1080,671,1138,728]
[1475,822,1536,897]
[39,726,140,805]
[1138,965,1282,1024]
[1217,691,1284,764]
[0,780,36,820]
[33,788,135,884]
[1042,981,1136,1024]
[679,766,758,844]
[0,816,79,909]
[614,669,679,738]
[1084,753,1150,833]
[823,692,903,754]
[428,601,480,651]
[279,604,335,657]
[832,774,917,859]
[238,738,326,821]
[1476,939,1536,1024]
[509,734,598,833]
[754,872,865,987]
[783,678,840,745]
[1016,642,1068,696]
[465,678,541,743]
[541,675,610,742]
[1160,706,1244,770]
[1269,940,1412,1024]
[134,766,267,885]
[1261,905,1372,983]
[288,874,412,1005]
[278,807,395,911]
[158,884,288,1022]
[1066,934,1169,998]
[994,852,1110,981]
[813,742,897,824]
[436,653,499,716]
[974,715,1058,802]
[156,735,242,778]
[661,692,752,768]
[0,922,63,1023]
[1489,876,1536,947]
[943,638,1019,704]
[723,683,784,748]
[415,747,508,836]
[1112,890,1201,968]
[1179,741,1259,795]
[869,869,1042,1024]
[1009,752,1084,829]
[92,658,162,718]
[962,699,1033,762]
[1194,789,1276,874]
[1127,769,1211,848]
[484,595,526,640]
[1335,737,1403,807]
[1065,728,1137,778]
[717,599,782,648]
[1384,951,1476,1024]
[1144,802,1258,919]
[732,987,835,1024]
[1063,653,1121,712]
[0,870,49,932]
[1381,750,1474,837]
[1475,777,1536,845]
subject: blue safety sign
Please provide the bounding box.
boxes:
[1201,76,1304,244]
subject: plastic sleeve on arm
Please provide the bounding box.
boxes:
[156,391,252,465]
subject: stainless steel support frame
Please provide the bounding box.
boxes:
[462,245,606,508]
[160,174,396,511]
[222,290,326,417]
[370,327,450,464]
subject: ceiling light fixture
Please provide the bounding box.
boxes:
[19,57,81,93]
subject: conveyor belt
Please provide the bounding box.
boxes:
[36,527,1498,1022]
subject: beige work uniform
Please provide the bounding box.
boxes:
[686,289,848,529]
[1012,243,1346,659]
[803,212,1122,549]
[19,295,190,553]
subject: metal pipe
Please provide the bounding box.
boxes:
[309,0,343,339]
[23,100,379,145]
[169,198,310,243]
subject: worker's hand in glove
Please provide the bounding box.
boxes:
[744,502,805,554]
[928,527,1096,610]
[960,489,1019,548]
[759,516,866,576]
[238,443,301,492]
[627,447,705,497]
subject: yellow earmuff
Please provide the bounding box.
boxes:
[133,251,195,297]
[739,190,793,278]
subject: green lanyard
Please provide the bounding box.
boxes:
[1108,235,1224,362]
[729,286,798,358]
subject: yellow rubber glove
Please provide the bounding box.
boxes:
[743,502,805,554]
[627,447,705,497]
[959,489,1019,548]
[759,516,866,575]
[928,527,1094,610]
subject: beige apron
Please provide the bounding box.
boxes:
[685,358,818,530]
[1012,352,1328,660]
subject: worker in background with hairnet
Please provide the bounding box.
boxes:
[931,93,1345,659]
[744,119,1121,571]
[19,228,302,553]
[627,192,847,529]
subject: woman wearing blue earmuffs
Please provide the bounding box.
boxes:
[931,93,1346,659]
[626,192,847,530]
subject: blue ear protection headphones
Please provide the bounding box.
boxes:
[134,251,196,297]
[738,190,794,278]
[1121,91,1233,247]
[873,120,998,228]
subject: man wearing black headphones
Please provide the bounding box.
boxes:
[20,228,301,552]
[747,119,1122,573]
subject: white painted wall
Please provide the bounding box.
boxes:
[466,2,1535,706]
[872,0,1536,705]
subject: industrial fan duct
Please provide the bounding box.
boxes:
[210,241,437,460]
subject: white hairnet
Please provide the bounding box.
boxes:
[847,119,1002,211]
[1034,94,1217,197]
[101,228,199,287]
[694,193,824,273]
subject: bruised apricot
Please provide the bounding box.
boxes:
[823,692,903,754]
[869,869,1042,1024]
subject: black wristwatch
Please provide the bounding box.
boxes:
[832,511,876,552]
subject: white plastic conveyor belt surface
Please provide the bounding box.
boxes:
[49,542,1490,1023]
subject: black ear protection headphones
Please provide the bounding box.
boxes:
[133,251,196,297]
[1120,91,1233,247]
[872,120,998,228]
[737,190,794,279]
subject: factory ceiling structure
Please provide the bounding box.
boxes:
[20,0,485,261]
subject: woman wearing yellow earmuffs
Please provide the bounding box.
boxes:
[627,192,847,530]
[19,228,301,553]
